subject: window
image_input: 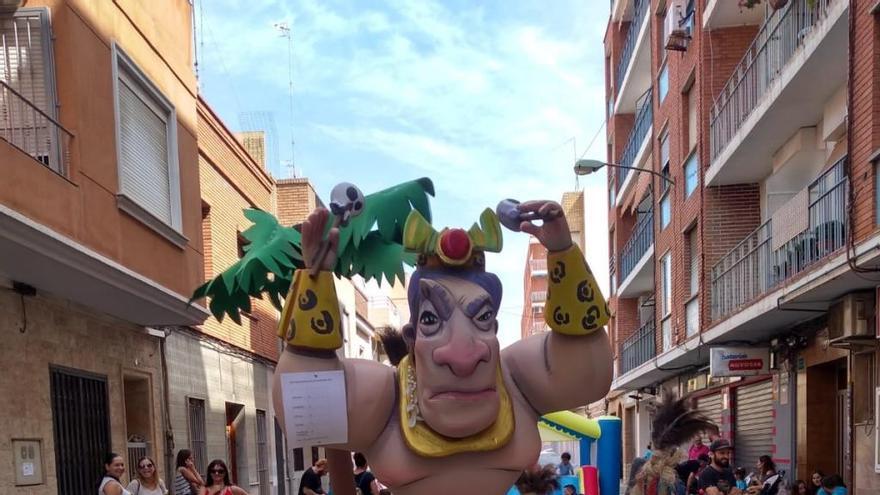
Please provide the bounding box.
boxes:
[610,180,617,207]
[256,410,269,495]
[660,184,671,229]
[187,398,207,474]
[0,9,62,173]
[51,368,110,495]
[658,62,669,102]
[660,253,672,317]
[662,317,673,352]
[687,228,698,295]
[293,448,305,471]
[112,43,184,245]
[684,0,696,36]
[659,131,671,229]
[684,152,699,198]
[686,228,700,337]
[660,131,670,177]
[236,231,249,258]
[686,83,697,151]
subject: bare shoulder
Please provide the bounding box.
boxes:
[272,350,396,451]
[340,358,396,448]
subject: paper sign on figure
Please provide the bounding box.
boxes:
[281,370,348,449]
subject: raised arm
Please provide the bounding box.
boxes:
[502,200,613,414]
[271,207,395,452]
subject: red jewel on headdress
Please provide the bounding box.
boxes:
[439,228,471,261]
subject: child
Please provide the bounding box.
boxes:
[563,484,577,495]
[735,467,748,491]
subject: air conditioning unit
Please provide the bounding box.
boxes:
[827,291,876,340]
[664,0,690,52]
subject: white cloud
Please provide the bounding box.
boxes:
[196,0,612,348]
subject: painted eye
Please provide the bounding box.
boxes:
[476,309,494,322]
[419,310,438,326]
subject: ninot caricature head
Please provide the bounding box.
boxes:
[402,266,503,438]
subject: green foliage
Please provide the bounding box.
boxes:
[190,178,434,322]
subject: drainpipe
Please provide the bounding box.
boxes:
[159,328,175,487]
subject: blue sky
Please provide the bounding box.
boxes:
[196,0,612,348]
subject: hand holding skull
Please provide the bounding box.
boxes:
[497,200,572,252]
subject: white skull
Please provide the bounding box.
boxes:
[329,182,365,225]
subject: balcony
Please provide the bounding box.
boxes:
[614,0,652,114]
[616,88,652,199]
[1,79,72,176]
[530,290,547,306]
[620,318,656,376]
[618,208,654,298]
[711,159,847,321]
[707,0,848,185]
[530,258,547,276]
[703,0,765,30]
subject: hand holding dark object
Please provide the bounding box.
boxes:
[497,199,571,252]
[302,208,340,274]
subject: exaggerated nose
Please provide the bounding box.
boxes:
[432,329,490,377]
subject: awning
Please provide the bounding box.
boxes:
[538,422,579,442]
[540,411,602,439]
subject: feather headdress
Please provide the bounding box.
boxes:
[628,389,718,495]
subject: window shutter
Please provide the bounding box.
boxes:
[0,12,49,113]
[117,72,172,224]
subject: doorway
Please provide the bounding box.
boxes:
[226,403,246,485]
[805,358,848,483]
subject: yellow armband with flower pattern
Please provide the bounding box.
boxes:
[544,244,610,335]
[278,270,343,351]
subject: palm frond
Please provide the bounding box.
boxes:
[190,178,434,322]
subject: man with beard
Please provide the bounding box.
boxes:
[698,439,739,494]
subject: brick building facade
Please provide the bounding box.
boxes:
[604,1,880,493]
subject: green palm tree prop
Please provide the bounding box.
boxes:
[191,178,434,324]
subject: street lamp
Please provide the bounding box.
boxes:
[574,158,675,186]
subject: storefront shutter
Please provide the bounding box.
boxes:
[697,393,723,433]
[734,380,774,472]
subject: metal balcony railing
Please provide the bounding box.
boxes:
[617,88,653,188]
[530,258,548,274]
[615,0,649,91]
[620,208,654,282]
[0,82,70,176]
[711,158,847,321]
[530,291,547,304]
[0,79,71,176]
[709,0,834,163]
[620,318,656,375]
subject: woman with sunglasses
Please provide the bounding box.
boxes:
[128,456,168,495]
[202,459,249,495]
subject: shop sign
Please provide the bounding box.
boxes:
[709,347,770,377]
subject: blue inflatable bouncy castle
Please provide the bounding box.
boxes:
[507,412,622,495]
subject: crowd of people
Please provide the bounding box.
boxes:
[94,442,851,495]
[624,433,850,495]
[96,450,395,495]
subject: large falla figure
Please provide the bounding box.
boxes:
[192,179,613,495]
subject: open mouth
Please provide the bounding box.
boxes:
[430,388,496,401]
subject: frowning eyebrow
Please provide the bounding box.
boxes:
[463,294,492,317]
[419,280,454,320]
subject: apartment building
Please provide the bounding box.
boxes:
[0,1,207,493]
[604,0,880,492]
[163,99,284,495]
[521,191,586,339]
